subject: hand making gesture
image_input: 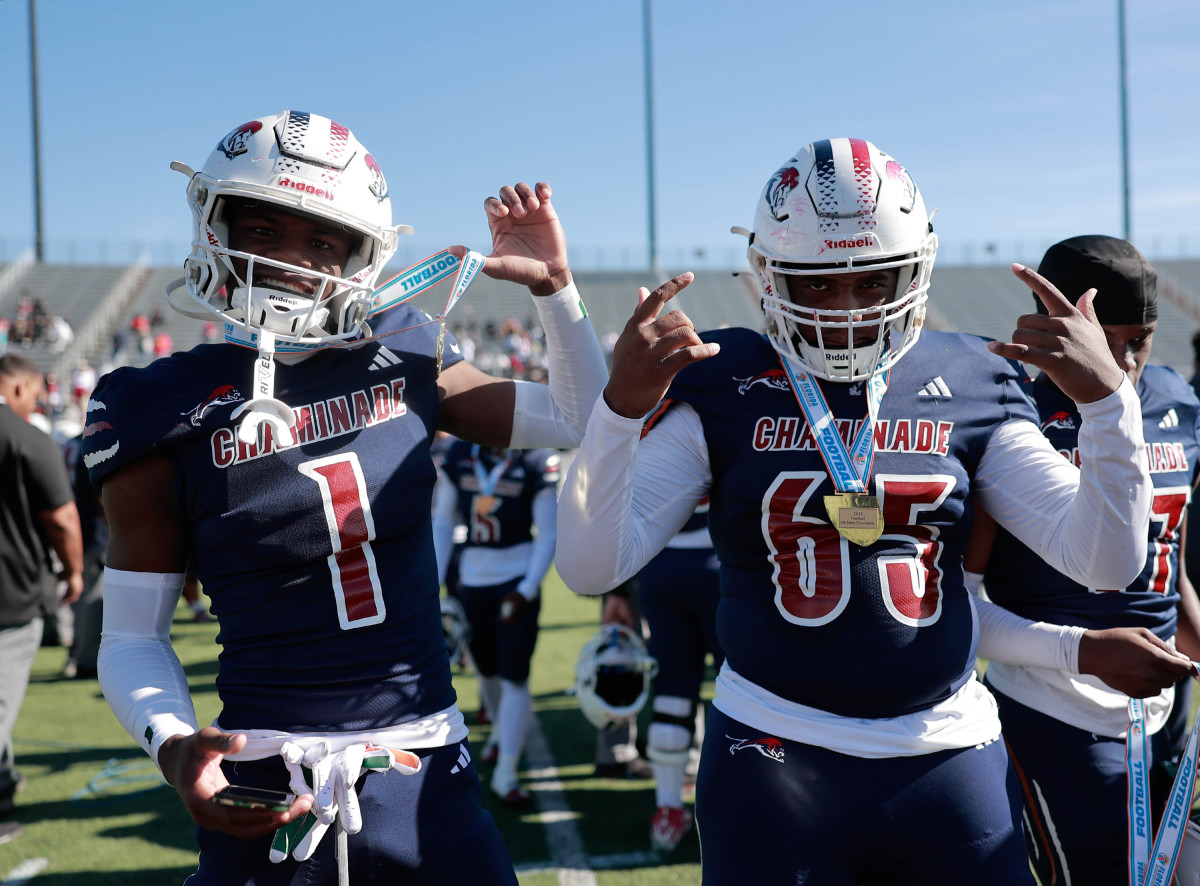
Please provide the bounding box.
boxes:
[450,181,570,297]
[604,272,721,419]
[988,263,1125,403]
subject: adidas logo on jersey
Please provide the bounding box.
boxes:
[916,377,952,399]
[370,347,403,372]
[449,742,471,774]
[1160,409,1180,429]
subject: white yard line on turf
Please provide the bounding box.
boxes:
[2,858,48,885]
[521,714,597,886]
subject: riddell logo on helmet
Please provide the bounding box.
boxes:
[277,178,335,201]
[824,236,874,250]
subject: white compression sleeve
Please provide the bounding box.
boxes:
[97,568,198,768]
[517,486,558,600]
[972,590,1085,672]
[509,281,608,449]
[557,397,711,595]
[431,469,458,586]
[974,378,1150,589]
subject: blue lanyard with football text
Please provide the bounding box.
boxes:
[226,249,484,447]
[778,357,889,546]
[470,444,512,516]
[1127,661,1200,886]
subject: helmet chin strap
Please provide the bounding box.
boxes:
[230,328,297,446]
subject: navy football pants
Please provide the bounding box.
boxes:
[993,684,1184,886]
[695,707,1034,885]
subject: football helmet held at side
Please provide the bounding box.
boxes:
[744,138,938,382]
[575,624,659,731]
[441,595,471,668]
[166,110,408,353]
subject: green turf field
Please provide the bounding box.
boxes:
[0,571,708,884]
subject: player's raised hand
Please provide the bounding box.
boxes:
[449,181,570,297]
[1078,627,1195,698]
[988,263,1125,403]
[604,273,720,419]
[159,727,312,838]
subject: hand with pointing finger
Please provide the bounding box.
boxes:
[987,263,1125,404]
[604,272,721,419]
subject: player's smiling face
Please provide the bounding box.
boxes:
[784,268,901,347]
[225,200,355,300]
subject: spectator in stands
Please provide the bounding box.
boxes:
[152,330,173,359]
[0,318,8,355]
[0,354,84,843]
[48,315,74,353]
[130,313,151,354]
[70,363,97,415]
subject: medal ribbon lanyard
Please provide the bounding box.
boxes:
[777,356,888,496]
[229,249,485,447]
[1127,662,1200,886]
[471,445,512,515]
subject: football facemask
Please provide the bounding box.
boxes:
[744,138,938,382]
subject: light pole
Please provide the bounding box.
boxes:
[1117,0,1131,241]
[643,0,659,273]
[29,0,44,262]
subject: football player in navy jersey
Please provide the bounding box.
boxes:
[966,235,1200,885]
[635,497,723,853]
[556,138,1165,884]
[432,440,560,807]
[81,111,606,885]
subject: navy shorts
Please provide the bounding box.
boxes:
[695,707,1034,885]
[188,741,516,885]
[460,577,540,683]
[639,547,724,701]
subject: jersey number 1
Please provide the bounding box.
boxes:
[299,453,386,629]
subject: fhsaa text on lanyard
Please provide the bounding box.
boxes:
[1127,661,1200,886]
[778,357,888,547]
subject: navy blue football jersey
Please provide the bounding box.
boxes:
[985,366,1200,640]
[83,305,464,733]
[439,441,559,552]
[662,327,1039,719]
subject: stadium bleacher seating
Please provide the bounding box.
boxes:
[2,257,1199,401]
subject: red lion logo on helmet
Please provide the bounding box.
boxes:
[364,153,388,201]
[218,121,263,160]
[765,166,801,222]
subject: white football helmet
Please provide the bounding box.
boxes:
[441,596,471,668]
[746,138,938,382]
[166,110,408,353]
[574,624,659,731]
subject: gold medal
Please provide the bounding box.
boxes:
[824,494,884,547]
[474,494,497,516]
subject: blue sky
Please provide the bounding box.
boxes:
[1,0,1197,273]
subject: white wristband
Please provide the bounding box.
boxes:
[97,568,199,768]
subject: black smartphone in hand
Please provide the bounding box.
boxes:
[213,785,296,811]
